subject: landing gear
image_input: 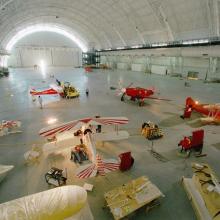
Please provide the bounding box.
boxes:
[138,100,144,106]
[121,93,125,101]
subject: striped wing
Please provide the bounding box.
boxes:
[76,164,97,179]
[103,159,120,173]
[75,157,119,179]
[39,117,129,138]
[93,117,129,125]
[39,120,81,137]
[30,88,58,96]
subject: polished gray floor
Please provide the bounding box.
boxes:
[0,67,220,220]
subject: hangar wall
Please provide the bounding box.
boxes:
[8,46,82,68]
[100,46,220,80]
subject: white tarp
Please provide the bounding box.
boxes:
[0,185,94,220]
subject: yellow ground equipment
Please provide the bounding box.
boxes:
[141,121,163,140]
[63,82,79,99]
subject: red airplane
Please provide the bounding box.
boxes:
[118,84,170,106]
[183,97,220,124]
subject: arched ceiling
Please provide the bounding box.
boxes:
[0,0,219,50]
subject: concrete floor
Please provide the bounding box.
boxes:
[0,67,220,220]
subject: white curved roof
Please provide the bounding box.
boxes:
[0,0,217,50]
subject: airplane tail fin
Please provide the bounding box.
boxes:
[186,97,196,108]
[75,155,119,179]
[30,88,36,95]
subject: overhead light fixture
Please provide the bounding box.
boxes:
[47,118,58,125]
[116,47,125,50]
[151,43,168,47]
[6,24,88,52]
[40,60,46,77]
[131,45,142,49]
[182,39,209,45]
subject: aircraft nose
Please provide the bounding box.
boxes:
[121,88,126,93]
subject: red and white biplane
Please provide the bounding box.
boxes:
[30,84,64,97]
[0,120,21,137]
[39,117,129,178]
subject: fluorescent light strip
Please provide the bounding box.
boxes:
[116,47,125,50]
[131,45,142,49]
[6,24,88,52]
[183,39,209,45]
[151,43,168,47]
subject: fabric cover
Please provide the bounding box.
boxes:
[119,152,134,171]
[0,185,93,220]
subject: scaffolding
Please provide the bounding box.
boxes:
[82,51,100,68]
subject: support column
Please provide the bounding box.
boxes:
[146,56,151,73]
[180,57,183,76]
[208,57,217,79]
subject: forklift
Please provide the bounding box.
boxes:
[62,82,79,99]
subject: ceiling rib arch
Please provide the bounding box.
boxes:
[0,0,218,50]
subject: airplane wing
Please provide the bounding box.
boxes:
[75,163,97,179]
[93,130,129,142]
[92,117,129,125]
[39,119,81,137]
[203,104,220,111]
[30,88,58,96]
[75,156,119,179]
[39,117,129,138]
[49,84,63,94]
[102,158,120,173]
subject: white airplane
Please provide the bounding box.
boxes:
[0,120,21,137]
[39,117,129,178]
[0,165,14,183]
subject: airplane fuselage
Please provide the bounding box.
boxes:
[186,97,220,120]
[125,87,154,100]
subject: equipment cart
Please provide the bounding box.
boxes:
[141,121,163,140]
[45,167,67,187]
[178,129,204,157]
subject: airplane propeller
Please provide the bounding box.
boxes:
[115,82,133,97]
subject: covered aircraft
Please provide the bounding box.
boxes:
[30,81,79,99]
[184,97,220,125]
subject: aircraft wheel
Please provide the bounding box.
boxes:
[186,150,191,157]
[121,93,125,101]
[139,101,144,107]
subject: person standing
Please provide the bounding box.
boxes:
[86,88,89,97]
[32,95,36,102]
[95,115,102,133]
[38,96,43,109]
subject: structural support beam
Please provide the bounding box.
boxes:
[206,0,214,36]
[213,0,220,36]
[0,0,14,10]
[159,6,174,41]
[147,0,174,41]
[112,24,127,46]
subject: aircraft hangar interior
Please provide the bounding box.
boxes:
[0,1,220,220]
